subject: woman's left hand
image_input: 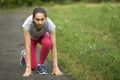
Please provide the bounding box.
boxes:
[51,66,63,75]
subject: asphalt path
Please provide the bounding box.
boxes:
[0,9,74,80]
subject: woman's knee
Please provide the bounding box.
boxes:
[42,38,51,48]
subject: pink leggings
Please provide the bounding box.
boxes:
[30,33,51,69]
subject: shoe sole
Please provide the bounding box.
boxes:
[37,71,48,75]
[39,72,48,75]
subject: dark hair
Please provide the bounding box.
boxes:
[32,7,47,18]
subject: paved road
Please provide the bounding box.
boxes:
[0,10,74,80]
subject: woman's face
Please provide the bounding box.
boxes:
[33,13,46,29]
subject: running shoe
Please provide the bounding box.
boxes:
[20,50,26,66]
[37,65,48,75]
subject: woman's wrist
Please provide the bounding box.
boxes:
[53,65,58,68]
[26,66,31,69]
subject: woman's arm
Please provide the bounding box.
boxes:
[50,30,63,75]
[22,28,32,77]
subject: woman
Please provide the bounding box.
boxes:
[20,7,63,77]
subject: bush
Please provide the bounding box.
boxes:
[0,0,42,8]
[0,0,120,8]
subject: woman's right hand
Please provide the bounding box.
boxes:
[23,66,32,77]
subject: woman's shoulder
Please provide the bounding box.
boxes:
[23,15,33,25]
[46,17,56,28]
[46,17,53,25]
[26,15,33,21]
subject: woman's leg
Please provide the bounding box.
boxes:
[38,33,52,64]
[30,39,37,69]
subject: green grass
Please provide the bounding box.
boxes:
[46,3,120,80]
